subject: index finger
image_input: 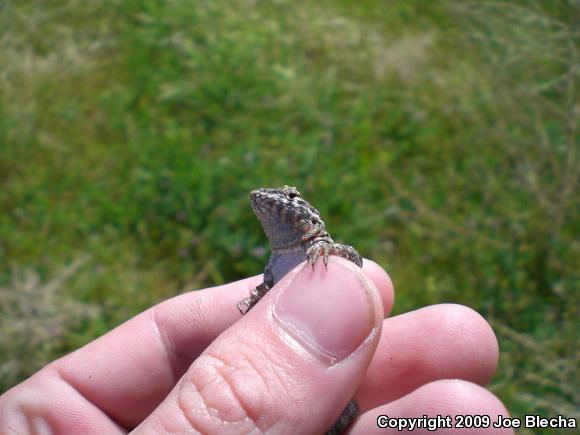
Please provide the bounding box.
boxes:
[51,276,260,428]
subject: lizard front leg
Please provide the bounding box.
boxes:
[307,241,363,268]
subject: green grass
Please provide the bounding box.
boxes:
[1,0,578,430]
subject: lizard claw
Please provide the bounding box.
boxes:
[307,242,363,270]
[307,245,321,268]
[307,243,332,270]
[237,282,272,315]
[237,299,251,315]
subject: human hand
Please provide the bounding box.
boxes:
[0,257,512,434]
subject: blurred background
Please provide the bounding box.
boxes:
[0,0,577,431]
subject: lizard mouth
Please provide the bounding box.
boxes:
[249,189,263,199]
[249,189,268,215]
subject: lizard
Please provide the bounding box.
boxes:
[237,186,363,435]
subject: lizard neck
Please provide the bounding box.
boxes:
[267,224,332,251]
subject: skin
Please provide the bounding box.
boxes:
[0,259,513,434]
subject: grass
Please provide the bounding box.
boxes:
[0,0,578,430]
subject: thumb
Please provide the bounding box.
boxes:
[134,257,383,434]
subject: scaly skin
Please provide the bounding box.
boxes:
[237,186,363,434]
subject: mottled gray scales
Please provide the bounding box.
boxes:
[326,400,359,435]
[237,186,363,434]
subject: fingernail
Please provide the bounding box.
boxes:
[273,257,380,364]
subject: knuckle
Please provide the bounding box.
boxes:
[177,346,291,434]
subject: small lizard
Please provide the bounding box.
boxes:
[237,186,363,435]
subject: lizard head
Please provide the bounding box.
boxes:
[250,186,327,249]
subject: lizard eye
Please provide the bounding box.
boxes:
[287,192,298,199]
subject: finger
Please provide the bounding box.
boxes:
[51,276,262,428]
[48,259,391,428]
[0,278,257,432]
[361,259,394,316]
[134,257,384,434]
[0,372,125,435]
[351,379,513,434]
[356,304,499,411]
